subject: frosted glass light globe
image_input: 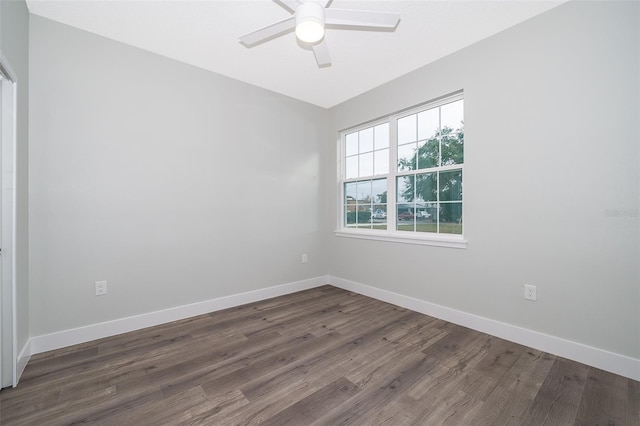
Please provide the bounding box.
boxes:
[295,2,325,44]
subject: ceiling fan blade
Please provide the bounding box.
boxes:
[274,0,302,13]
[312,39,331,66]
[239,16,296,46]
[325,9,400,29]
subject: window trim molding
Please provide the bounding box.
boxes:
[334,228,468,249]
[336,91,466,247]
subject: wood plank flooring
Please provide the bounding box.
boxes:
[0,285,637,425]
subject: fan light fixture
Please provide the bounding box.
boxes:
[239,0,401,67]
[295,2,325,43]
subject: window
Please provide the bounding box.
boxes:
[338,92,466,248]
[343,123,389,230]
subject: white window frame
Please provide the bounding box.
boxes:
[335,91,467,249]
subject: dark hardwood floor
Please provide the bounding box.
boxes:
[1,285,638,425]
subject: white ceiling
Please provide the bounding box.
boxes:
[25,0,566,108]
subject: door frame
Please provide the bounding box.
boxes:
[0,53,18,389]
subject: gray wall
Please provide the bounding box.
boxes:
[327,1,640,359]
[0,0,29,358]
[29,16,329,335]
[26,1,640,364]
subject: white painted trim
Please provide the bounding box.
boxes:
[10,79,17,388]
[329,275,640,381]
[15,338,30,386]
[335,229,467,249]
[0,54,18,389]
[30,276,329,355]
[26,275,640,381]
[0,52,18,83]
[9,69,17,389]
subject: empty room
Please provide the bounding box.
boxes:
[0,0,638,424]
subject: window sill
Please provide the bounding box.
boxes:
[334,229,468,249]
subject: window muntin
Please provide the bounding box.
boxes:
[340,93,464,240]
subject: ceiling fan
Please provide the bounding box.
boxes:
[239,0,401,67]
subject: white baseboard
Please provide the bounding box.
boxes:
[25,274,640,381]
[30,276,329,355]
[15,338,31,386]
[329,275,640,381]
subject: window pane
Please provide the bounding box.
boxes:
[415,203,437,233]
[398,143,417,171]
[441,130,463,166]
[344,182,357,204]
[398,114,417,144]
[396,205,415,232]
[415,172,437,202]
[418,203,439,233]
[396,175,414,203]
[359,127,374,153]
[441,99,464,132]
[372,205,387,217]
[374,123,389,149]
[345,207,356,225]
[359,152,374,177]
[416,202,435,223]
[356,207,371,226]
[439,169,462,201]
[346,132,358,156]
[345,156,358,179]
[415,222,437,233]
[371,204,387,229]
[344,181,357,227]
[372,178,387,203]
[416,138,439,170]
[440,203,462,234]
[356,180,373,203]
[418,108,439,140]
[374,149,389,175]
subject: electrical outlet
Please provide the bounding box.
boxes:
[95,280,107,296]
[524,284,536,301]
[301,253,308,263]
